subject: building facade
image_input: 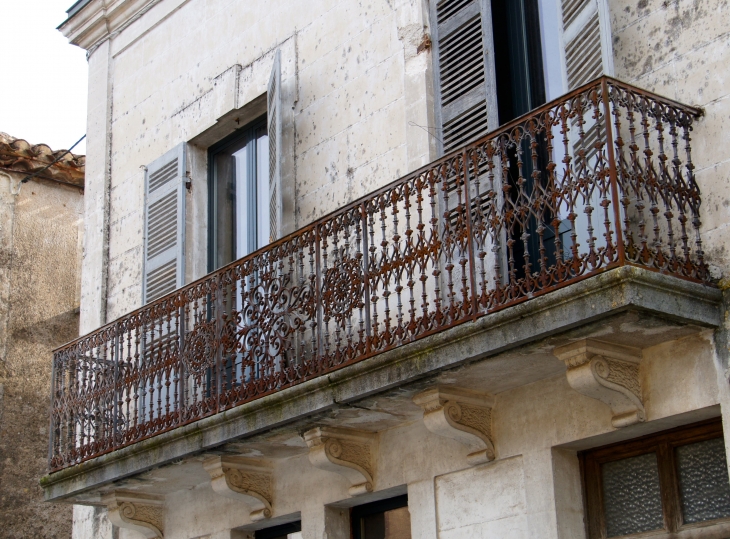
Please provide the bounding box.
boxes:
[48,0,730,538]
[0,133,84,538]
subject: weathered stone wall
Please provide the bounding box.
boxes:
[0,169,83,538]
[610,0,730,276]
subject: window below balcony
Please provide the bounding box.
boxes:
[581,419,730,538]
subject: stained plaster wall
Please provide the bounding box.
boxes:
[610,0,730,277]
[105,332,723,539]
[0,171,83,538]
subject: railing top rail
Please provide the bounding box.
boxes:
[51,75,704,355]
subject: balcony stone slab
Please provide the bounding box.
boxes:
[41,266,722,503]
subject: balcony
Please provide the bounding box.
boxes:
[47,77,715,479]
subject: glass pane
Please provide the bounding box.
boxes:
[234,145,249,259]
[256,127,270,248]
[602,452,664,537]
[361,506,411,539]
[676,437,730,524]
[210,119,268,270]
[213,141,241,269]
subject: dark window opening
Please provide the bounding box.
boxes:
[351,495,411,539]
[490,0,546,124]
[581,419,730,538]
[491,0,555,280]
[254,521,302,539]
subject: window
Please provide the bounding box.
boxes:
[208,48,281,272]
[254,521,302,539]
[429,0,613,152]
[209,118,270,271]
[351,495,411,539]
[581,419,730,538]
[429,0,612,282]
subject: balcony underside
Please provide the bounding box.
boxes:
[42,266,722,503]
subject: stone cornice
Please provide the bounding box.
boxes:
[58,0,159,52]
[0,132,84,188]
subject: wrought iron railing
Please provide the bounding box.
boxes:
[49,77,708,471]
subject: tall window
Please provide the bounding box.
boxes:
[581,419,730,538]
[209,118,269,271]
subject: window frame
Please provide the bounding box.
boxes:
[207,115,268,273]
[350,494,410,539]
[580,418,730,539]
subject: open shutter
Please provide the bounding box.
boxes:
[559,0,613,89]
[267,49,282,243]
[431,0,496,153]
[143,143,186,303]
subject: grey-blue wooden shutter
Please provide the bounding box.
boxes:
[268,50,282,242]
[143,143,186,303]
[430,0,496,153]
[559,0,613,89]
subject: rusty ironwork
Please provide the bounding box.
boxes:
[48,77,708,471]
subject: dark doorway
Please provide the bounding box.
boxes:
[491,0,556,281]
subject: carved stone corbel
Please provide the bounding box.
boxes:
[203,456,273,521]
[303,426,377,496]
[413,386,495,465]
[102,491,165,539]
[554,339,644,428]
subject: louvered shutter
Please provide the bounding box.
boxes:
[143,143,186,303]
[431,0,496,153]
[559,0,613,89]
[267,49,282,242]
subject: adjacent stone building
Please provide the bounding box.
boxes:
[46,0,730,538]
[0,133,84,538]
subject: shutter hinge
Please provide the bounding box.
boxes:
[417,33,432,54]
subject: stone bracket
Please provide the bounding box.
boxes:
[554,339,644,428]
[203,456,273,521]
[413,386,496,465]
[102,490,165,539]
[303,426,377,496]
